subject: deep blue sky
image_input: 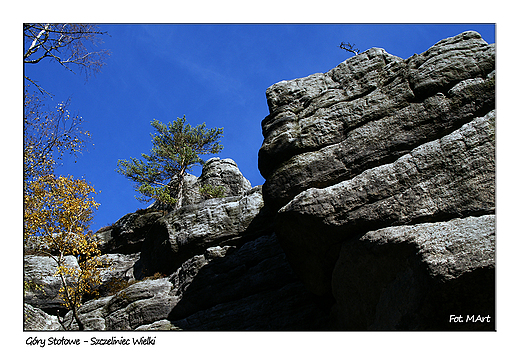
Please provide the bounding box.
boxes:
[24,24,495,232]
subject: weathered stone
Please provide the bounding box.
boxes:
[277,111,495,295]
[104,278,176,330]
[259,48,412,179]
[168,233,331,330]
[66,229,330,331]
[24,255,79,313]
[95,210,164,254]
[133,186,268,278]
[331,215,495,330]
[406,31,495,98]
[95,157,253,254]
[135,319,181,330]
[198,157,252,197]
[96,253,141,297]
[171,282,330,330]
[23,252,141,316]
[59,278,176,330]
[259,31,495,210]
[153,157,252,208]
[66,296,112,330]
[24,303,62,330]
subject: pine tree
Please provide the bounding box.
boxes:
[116,116,224,209]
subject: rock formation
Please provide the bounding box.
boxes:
[259,31,495,330]
[24,158,329,330]
[24,31,495,331]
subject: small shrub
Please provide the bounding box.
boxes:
[106,278,137,296]
[144,272,167,280]
[339,41,360,55]
[199,184,226,199]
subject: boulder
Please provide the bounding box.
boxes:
[135,319,181,330]
[95,211,164,254]
[198,157,252,197]
[59,278,176,330]
[331,215,495,330]
[96,253,141,296]
[153,157,252,209]
[24,255,79,314]
[24,303,62,330]
[103,278,176,330]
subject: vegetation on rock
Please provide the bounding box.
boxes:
[24,175,106,330]
[116,116,224,208]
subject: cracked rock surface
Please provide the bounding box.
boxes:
[260,31,495,330]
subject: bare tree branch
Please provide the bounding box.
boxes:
[339,41,360,55]
[24,23,110,86]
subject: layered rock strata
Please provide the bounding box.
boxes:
[259,31,495,330]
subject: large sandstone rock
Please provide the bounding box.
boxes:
[24,253,141,317]
[259,31,494,210]
[60,278,176,330]
[133,185,269,278]
[58,232,328,331]
[259,31,495,330]
[95,210,164,254]
[331,215,495,330]
[198,157,252,197]
[103,278,176,330]
[168,233,330,330]
[277,111,495,295]
[33,159,328,330]
[155,157,252,209]
[25,31,495,331]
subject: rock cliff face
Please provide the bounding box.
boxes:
[259,31,495,330]
[24,31,495,331]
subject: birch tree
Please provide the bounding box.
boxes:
[24,175,104,330]
[24,23,109,94]
[23,24,109,330]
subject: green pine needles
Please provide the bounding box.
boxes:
[116,116,223,208]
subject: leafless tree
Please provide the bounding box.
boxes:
[339,41,360,55]
[24,24,109,94]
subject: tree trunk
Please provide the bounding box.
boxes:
[71,306,85,331]
[57,259,85,330]
[173,167,186,210]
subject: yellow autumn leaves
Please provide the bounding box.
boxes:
[24,175,98,241]
[24,175,107,314]
[24,24,110,329]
